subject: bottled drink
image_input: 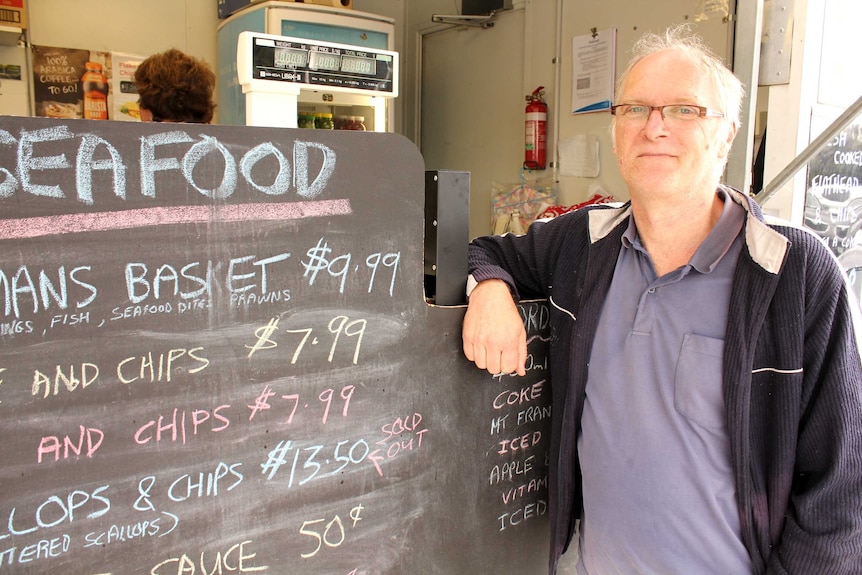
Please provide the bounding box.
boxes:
[298,113,316,129]
[314,112,334,130]
[81,62,108,120]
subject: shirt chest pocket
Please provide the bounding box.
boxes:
[674,333,726,429]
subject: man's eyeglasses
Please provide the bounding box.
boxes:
[610,104,725,123]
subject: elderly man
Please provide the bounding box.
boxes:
[462,25,862,574]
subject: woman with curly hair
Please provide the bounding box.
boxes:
[134,48,216,124]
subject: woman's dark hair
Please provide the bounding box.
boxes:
[134,48,216,123]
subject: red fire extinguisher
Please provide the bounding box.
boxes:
[524,86,547,170]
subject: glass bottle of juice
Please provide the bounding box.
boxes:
[314,112,334,130]
[81,62,109,120]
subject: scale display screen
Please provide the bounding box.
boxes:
[341,54,376,76]
[307,50,342,72]
[274,47,309,68]
[249,34,396,96]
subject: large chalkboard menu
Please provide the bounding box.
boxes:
[0,116,552,574]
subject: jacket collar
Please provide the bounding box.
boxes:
[586,186,789,275]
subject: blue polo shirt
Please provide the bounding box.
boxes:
[575,190,752,574]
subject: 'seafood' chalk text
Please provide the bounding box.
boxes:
[0,124,335,204]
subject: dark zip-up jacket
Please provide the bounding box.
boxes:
[468,188,862,574]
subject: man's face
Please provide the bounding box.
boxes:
[612,49,736,202]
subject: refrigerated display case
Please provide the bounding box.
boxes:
[217,1,396,132]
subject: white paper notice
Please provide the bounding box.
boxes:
[695,0,730,22]
[559,134,600,177]
[111,51,145,122]
[572,28,616,114]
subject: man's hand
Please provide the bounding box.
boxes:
[462,279,528,376]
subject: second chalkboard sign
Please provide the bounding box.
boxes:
[805,115,862,304]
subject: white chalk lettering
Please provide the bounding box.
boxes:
[18,126,74,199]
[294,141,335,199]
[76,133,127,204]
[239,142,291,195]
[182,135,237,199]
[139,131,194,198]
[0,126,338,204]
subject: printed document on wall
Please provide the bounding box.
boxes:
[559,134,600,177]
[571,28,616,114]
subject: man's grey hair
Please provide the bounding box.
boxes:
[615,24,745,130]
